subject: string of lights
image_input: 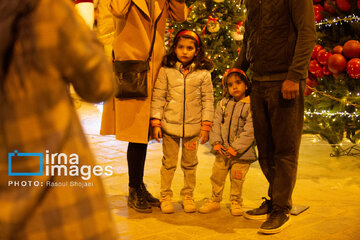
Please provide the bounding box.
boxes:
[306,86,360,108]
[316,14,360,27]
[304,110,359,118]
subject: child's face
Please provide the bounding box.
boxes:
[227,74,247,101]
[175,37,198,66]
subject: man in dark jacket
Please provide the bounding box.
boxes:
[234,0,316,234]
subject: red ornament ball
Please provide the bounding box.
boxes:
[323,65,332,75]
[324,0,337,15]
[342,40,360,59]
[314,13,323,22]
[304,87,312,96]
[309,60,324,78]
[306,77,318,88]
[328,54,347,74]
[358,0,360,9]
[304,78,318,96]
[313,4,324,14]
[332,45,343,54]
[317,49,332,65]
[347,58,360,79]
[336,0,351,12]
[311,44,323,59]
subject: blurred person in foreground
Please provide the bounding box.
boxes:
[0,0,117,239]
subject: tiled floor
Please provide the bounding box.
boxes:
[77,101,360,240]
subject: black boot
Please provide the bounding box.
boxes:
[140,183,160,207]
[128,187,152,213]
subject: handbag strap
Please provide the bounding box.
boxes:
[112,8,164,63]
[147,7,164,62]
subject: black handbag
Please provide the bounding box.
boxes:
[113,10,162,99]
[113,60,149,99]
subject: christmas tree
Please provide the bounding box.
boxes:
[168,0,360,155]
[304,0,360,155]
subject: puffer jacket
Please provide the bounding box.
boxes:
[210,96,256,162]
[151,62,214,138]
[235,0,316,82]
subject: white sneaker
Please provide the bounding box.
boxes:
[230,200,243,216]
[199,199,220,213]
[160,196,174,214]
[182,195,196,213]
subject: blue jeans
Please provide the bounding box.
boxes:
[250,80,305,212]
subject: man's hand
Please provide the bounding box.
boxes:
[281,80,299,99]
[153,126,162,142]
[199,130,209,144]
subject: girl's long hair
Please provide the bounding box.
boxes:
[162,29,213,70]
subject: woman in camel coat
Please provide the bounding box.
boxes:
[100,0,187,213]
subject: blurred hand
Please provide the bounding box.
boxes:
[281,80,299,99]
[213,144,226,156]
[199,130,209,144]
[226,147,237,158]
[153,126,162,142]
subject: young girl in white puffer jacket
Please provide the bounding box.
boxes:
[150,29,214,214]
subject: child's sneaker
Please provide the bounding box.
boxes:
[199,199,220,213]
[182,195,196,213]
[160,196,175,214]
[230,200,243,216]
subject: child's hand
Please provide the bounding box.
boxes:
[153,126,162,142]
[226,146,237,158]
[213,144,226,156]
[199,130,209,144]
[151,119,162,142]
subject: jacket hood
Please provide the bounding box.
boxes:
[240,96,250,103]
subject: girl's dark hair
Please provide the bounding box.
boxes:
[222,71,251,98]
[162,29,213,70]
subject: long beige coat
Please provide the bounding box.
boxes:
[100,0,187,144]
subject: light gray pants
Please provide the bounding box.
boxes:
[160,133,199,198]
[210,155,250,204]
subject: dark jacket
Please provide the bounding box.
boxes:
[234,0,316,82]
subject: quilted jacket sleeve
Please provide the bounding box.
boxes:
[209,100,223,146]
[151,67,168,120]
[231,104,255,155]
[201,71,214,122]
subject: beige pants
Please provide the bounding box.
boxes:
[160,133,199,198]
[210,155,250,203]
